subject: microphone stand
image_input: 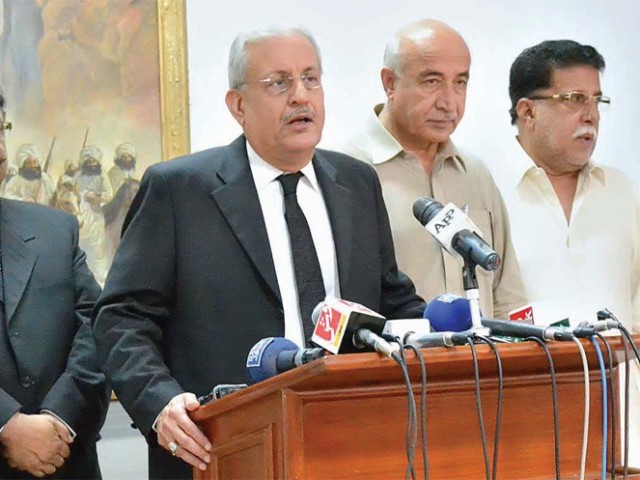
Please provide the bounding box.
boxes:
[461,259,489,334]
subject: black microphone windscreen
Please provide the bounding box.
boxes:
[412,197,444,226]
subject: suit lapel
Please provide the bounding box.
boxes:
[0,203,38,323]
[313,152,353,289]
[210,137,281,302]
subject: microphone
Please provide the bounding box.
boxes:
[198,383,248,405]
[382,318,431,341]
[352,328,398,357]
[481,318,575,342]
[404,330,475,348]
[573,320,619,338]
[424,294,473,332]
[246,337,325,383]
[311,298,398,357]
[413,197,501,271]
[381,315,474,348]
[596,309,622,326]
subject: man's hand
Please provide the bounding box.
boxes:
[0,413,72,477]
[42,413,74,445]
[155,393,211,471]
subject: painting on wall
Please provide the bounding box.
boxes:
[0,0,189,285]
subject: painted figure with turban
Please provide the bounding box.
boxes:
[2,144,56,205]
[108,142,138,194]
[77,145,113,285]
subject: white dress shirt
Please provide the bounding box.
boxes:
[493,136,640,330]
[247,141,340,348]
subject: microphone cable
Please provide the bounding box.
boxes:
[526,336,561,480]
[573,337,590,480]
[467,336,491,480]
[397,344,418,480]
[617,324,640,368]
[592,336,608,480]
[392,348,419,480]
[621,330,632,479]
[594,333,617,480]
[404,344,429,480]
[474,334,504,480]
[598,308,640,477]
[598,309,640,367]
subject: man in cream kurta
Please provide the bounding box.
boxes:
[501,38,639,465]
[347,105,525,318]
[495,138,640,328]
[344,20,526,318]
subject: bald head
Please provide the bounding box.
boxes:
[384,20,470,76]
[378,20,471,151]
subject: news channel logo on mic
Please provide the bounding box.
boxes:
[424,294,475,332]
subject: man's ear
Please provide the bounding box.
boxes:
[516,98,535,126]
[225,89,245,126]
[380,67,397,100]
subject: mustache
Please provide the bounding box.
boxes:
[573,126,598,139]
[282,107,315,123]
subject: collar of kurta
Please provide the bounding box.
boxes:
[366,103,467,174]
[509,134,605,189]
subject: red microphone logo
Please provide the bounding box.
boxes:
[315,304,339,342]
[508,304,535,324]
[311,298,355,354]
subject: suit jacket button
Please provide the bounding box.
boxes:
[21,376,33,388]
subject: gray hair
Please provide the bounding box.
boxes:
[228,27,322,89]
[383,35,404,75]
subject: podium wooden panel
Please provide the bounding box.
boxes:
[191,334,639,479]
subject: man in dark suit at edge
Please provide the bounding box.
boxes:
[0,88,108,479]
[93,27,425,479]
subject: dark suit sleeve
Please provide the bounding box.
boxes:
[40,216,109,443]
[0,391,21,430]
[92,166,184,438]
[372,169,426,319]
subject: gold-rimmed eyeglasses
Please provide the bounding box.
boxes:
[0,121,12,135]
[528,91,611,111]
[252,72,322,95]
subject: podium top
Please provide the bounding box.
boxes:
[192,333,637,422]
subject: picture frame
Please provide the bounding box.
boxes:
[0,0,190,285]
[157,0,191,161]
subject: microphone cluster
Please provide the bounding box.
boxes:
[245,295,632,385]
[240,295,638,479]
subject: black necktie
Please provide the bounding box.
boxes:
[277,173,326,345]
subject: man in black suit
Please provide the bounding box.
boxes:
[0,90,108,478]
[93,27,425,479]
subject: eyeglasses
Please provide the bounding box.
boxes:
[528,91,611,111]
[0,121,12,135]
[254,72,322,95]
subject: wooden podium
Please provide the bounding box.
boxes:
[191,335,639,479]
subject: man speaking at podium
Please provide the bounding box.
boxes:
[93,27,425,479]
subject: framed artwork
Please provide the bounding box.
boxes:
[0,0,190,285]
